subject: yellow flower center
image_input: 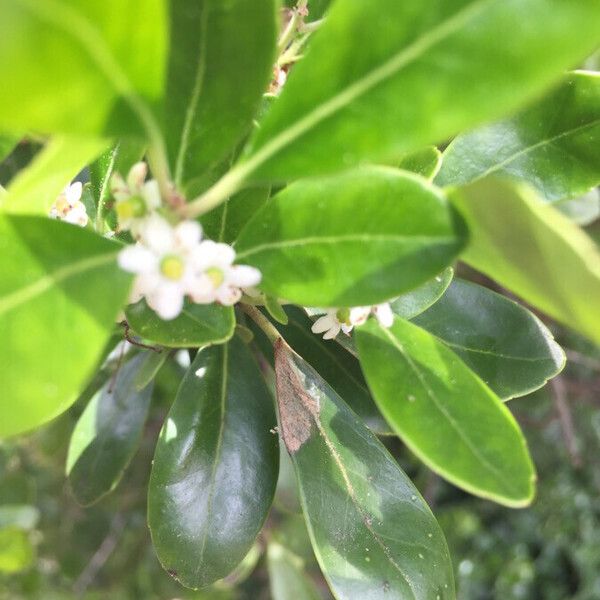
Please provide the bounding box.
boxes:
[336,308,351,325]
[205,267,225,288]
[160,255,185,280]
[116,195,147,222]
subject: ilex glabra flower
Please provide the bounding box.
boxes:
[311,303,394,340]
[49,182,88,227]
[111,162,160,235]
[190,241,262,306]
[118,215,262,320]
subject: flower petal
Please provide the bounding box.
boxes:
[373,303,394,328]
[174,219,202,249]
[227,265,261,288]
[216,285,242,306]
[139,214,175,254]
[127,162,147,191]
[142,179,161,210]
[146,283,185,320]
[65,181,83,205]
[311,314,337,334]
[118,244,156,274]
[323,323,342,340]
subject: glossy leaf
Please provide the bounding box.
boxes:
[274,340,455,599]
[134,349,169,391]
[235,168,467,306]
[149,337,278,589]
[413,279,565,399]
[66,353,153,506]
[398,147,443,180]
[126,299,235,348]
[0,215,131,438]
[1,137,107,214]
[0,0,167,138]
[165,0,277,186]
[237,0,600,183]
[267,543,321,600]
[390,267,453,320]
[273,306,391,435]
[452,178,600,345]
[356,318,536,506]
[437,71,600,201]
[201,186,271,243]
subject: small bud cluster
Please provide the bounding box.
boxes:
[49,182,88,227]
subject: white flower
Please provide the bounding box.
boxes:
[373,303,394,328]
[311,307,370,340]
[111,162,161,234]
[189,241,262,306]
[311,303,394,340]
[49,182,88,227]
[118,214,204,320]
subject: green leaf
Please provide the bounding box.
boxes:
[89,140,146,228]
[235,168,467,306]
[0,527,34,574]
[274,340,455,598]
[437,71,600,201]
[390,267,454,320]
[236,0,600,183]
[134,349,169,391]
[0,0,167,139]
[0,215,131,438]
[1,136,107,214]
[355,318,536,506]
[413,279,565,400]
[451,178,600,345]
[273,306,391,435]
[165,0,277,186]
[555,188,600,226]
[0,135,19,163]
[267,543,321,600]
[201,186,271,243]
[126,300,235,348]
[265,296,289,325]
[148,336,279,589]
[66,352,153,506]
[398,146,443,180]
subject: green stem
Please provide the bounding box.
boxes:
[240,304,282,345]
[278,0,308,54]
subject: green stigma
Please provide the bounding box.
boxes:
[116,195,147,222]
[336,308,351,325]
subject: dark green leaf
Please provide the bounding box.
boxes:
[451,178,600,345]
[0,215,131,438]
[200,186,271,243]
[134,349,169,391]
[126,299,235,348]
[149,336,279,589]
[398,147,443,180]
[0,135,19,164]
[237,0,600,183]
[267,543,321,600]
[390,267,453,320]
[0,0,167,138]
[66,352,153,506]
[356,318,536,506]
[274,340,455,599]
[273,307,391,435]
[165,0,277,186]
[1,137,106,215]
[413,279,565,399]
[235,167,467,306]
[437,72,600,201]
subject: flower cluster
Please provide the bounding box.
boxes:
[115,164,261,320]
[49,182,88,227]
[311,303,394,340]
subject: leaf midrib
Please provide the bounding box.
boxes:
[236,234,457,260]
[0,251,118,317]
[237,0,495,180]
[379,326,524,499]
